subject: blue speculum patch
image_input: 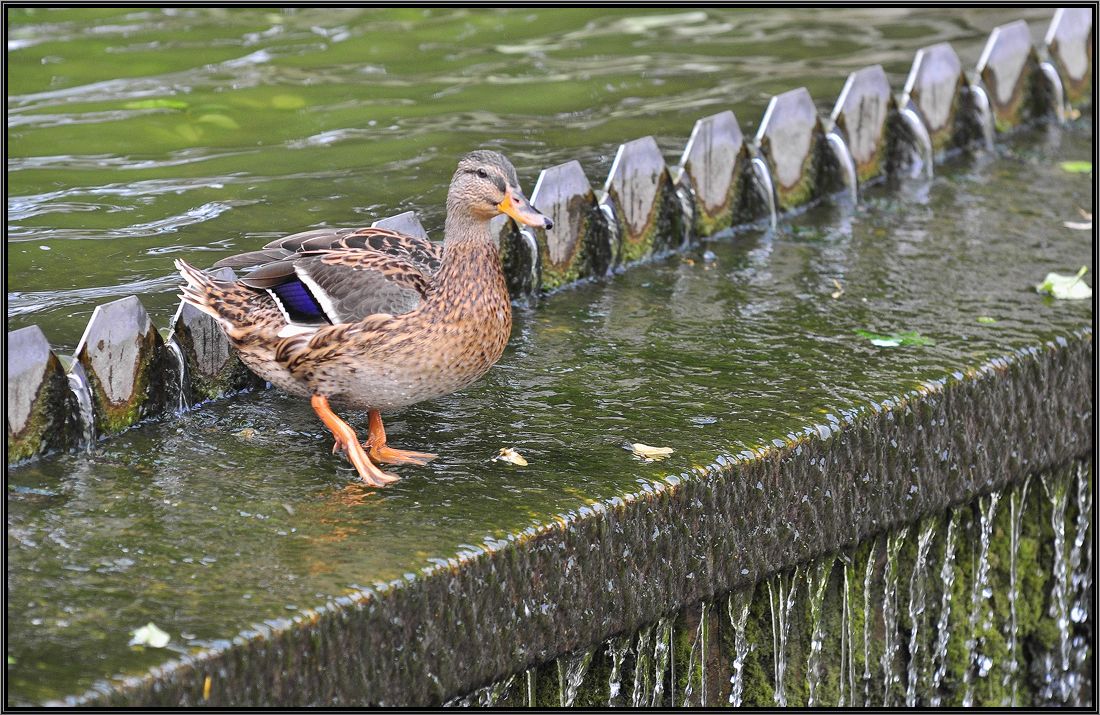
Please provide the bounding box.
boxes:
[271,280,327,322]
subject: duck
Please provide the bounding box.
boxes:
[175,150,552,486]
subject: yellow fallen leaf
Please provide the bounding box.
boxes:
[1077,207,1092,221]
[831,279,844,299]
[629,443,675,461]
[494,448,528,466]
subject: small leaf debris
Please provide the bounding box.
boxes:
[1035,266,1092,300]
[977,316,997,324]
[855,330,934,348]
[1064,206,1092,230]
[628,443,675,462]
[1059,161,1092,174]
[494,448,528,466]
[830,279,844,299]
[129,622,170,648]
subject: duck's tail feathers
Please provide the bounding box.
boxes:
[175,259,255,338]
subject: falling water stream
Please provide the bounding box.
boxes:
[1069,463,1093,704]
[862,540,877,705]
[1039,61,1067,124]
[1003,476,1031,706]
[64,364,96,448]
[629,623,654,708]
[768,567,800,706]
[839,560,856,706]
[726,589,753,707]
[930,510,960,706]
[806,558,834,706]
[825,131,859,203]
[650,616,673,707]
[749,156,779,230]
[606,635,630,707]
[962,493,1001,706]
[680,602,709,706]
[1042,472,1071,704]
[906,519,937,707]
[968,84,996,150]
[557,648,594,707]
[899,104,936,179]
[881,527,908,705]
[165,336,192,414]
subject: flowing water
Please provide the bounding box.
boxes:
[962,493,1000,706]
[931,510,961,706]
[805,558,834,706]
[768,567,800,706]
[5,7,1093,705]
[726,588,753,707]
[906,519,937,707]
[1003,476,1031,706]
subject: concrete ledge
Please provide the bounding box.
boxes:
[61,326,1092,706]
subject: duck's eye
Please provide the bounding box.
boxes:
[476,168,489,179]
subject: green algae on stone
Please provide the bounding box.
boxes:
[831,65,898,186]
[1045,8,1094,107]
[678,111,750,237]
[5,327,80,462]
[528,160,614,292]
[72,296,167,436]
[602,136,685,267]
[169,298,264,404]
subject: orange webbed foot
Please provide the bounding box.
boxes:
[364,409,437,467]
[312,395,400,487]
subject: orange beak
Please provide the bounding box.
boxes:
[498,187,553,229]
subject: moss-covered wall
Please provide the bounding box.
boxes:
[468,459,1092,707]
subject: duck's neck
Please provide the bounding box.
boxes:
[430,213,509,308]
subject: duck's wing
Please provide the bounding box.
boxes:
[213,227,443,277]
[239,249,432,329]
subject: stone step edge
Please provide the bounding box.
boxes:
[53,325,1093,707]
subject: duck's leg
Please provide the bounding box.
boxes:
[365,410,438,466]
[310,395,399,486]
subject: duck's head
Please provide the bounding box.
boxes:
[448,150,553,230]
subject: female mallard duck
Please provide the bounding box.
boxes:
[176,150,551,486]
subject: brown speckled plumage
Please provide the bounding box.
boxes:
[176,150,551,485]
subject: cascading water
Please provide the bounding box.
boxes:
[1042,471,1071,705]
[680,601,709,706]
[839,560,856,706]
[65,363,96,449]
[726,588,753,706]
[768,566,800,706]
[968,85,996,150]
[630,623,654,707]
[649,616,673,707]
[606,635,630,706]
[825,131,859,204]
[557,648,594,707]
[165,336,192,414]
[930,510,960,706]
[1003,476,1031,706]
[862,540,877,706]
[806,558,835,706]
[898,103,934,179]
[525,668,536,708]
[881,527,908,706]
[906,519,937,707]
[1038,61,1066,124]
[963,493,1001,707]
[1069,462,1093,704]
[749,156,778,230]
